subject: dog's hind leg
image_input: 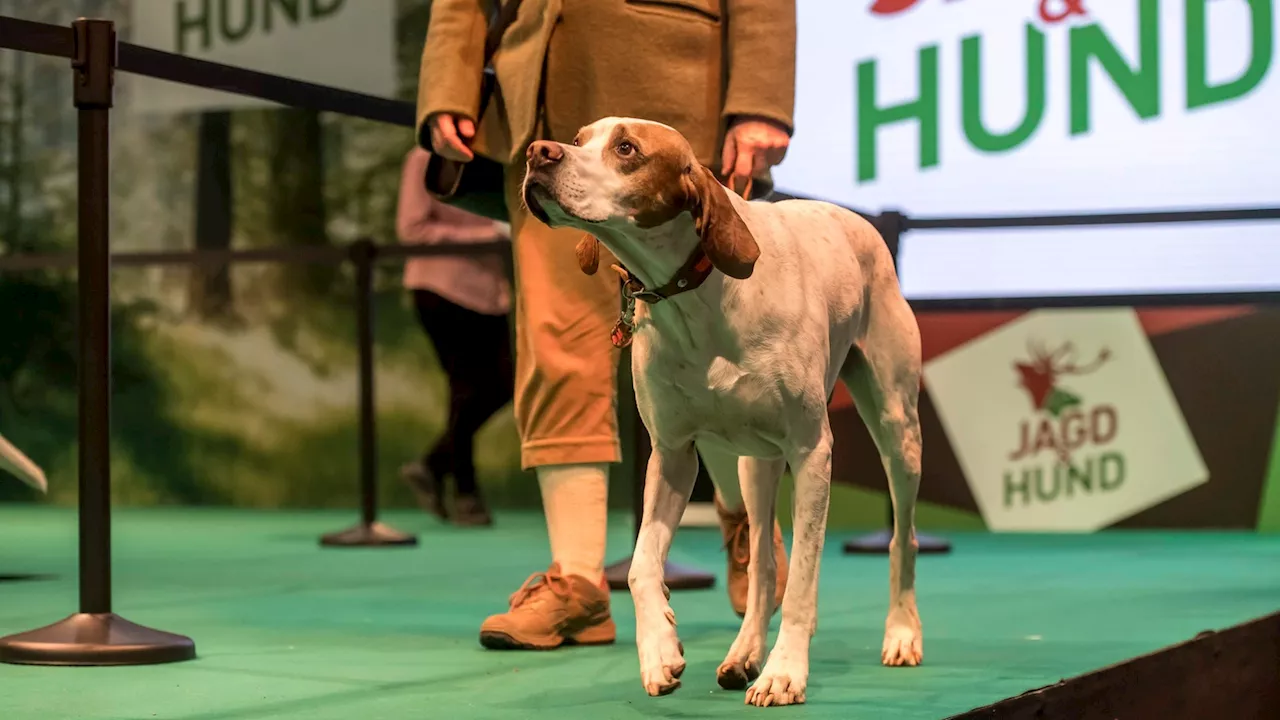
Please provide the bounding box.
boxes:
[746,428,832,707]
[629,442,698,697]
[697,444,744,509]
[840,297,925,667]
[715,455,785,691]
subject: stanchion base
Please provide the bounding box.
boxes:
[0,613,195,666]
[0,573,55,583]
[319,522,418,548]
[604,556,717,591]
[843,529,952,555]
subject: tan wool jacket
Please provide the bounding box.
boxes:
[416,0,796,174]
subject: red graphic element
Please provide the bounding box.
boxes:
[1038,0,1088,23]
[869,0,964,16]
[869,0,924,14]
[1014,340,1110,414]
[870,0,1088,22]
[1011,340,1112,467]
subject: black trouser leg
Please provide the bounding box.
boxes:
[412,290,514,498]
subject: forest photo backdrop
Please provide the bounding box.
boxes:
[0,0,572,511]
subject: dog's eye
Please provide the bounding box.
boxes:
[572,136,581,146]
[617,141,636,157]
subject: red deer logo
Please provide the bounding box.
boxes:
[1009,340,1114,467]
[1014,340,1110,417]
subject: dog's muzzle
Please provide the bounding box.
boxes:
[522,180,554,225]
[523,140,565,225]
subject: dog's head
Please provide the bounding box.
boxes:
[522,117,759,280]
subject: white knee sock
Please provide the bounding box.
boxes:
[537,462,609,585]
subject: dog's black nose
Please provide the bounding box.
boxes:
[527,140,564,168]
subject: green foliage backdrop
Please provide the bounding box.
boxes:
[0,0,563,511]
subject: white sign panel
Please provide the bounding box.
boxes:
[774,0,1280,298]
[129,0,396,114]
[898,220,1280,300]
[922,308,1208,532]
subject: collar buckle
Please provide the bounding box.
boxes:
[631,289,664,303]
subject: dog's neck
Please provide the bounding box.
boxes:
[591,215,702,292]
[590,214,725,355]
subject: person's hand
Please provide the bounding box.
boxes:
[428,113,476,162]
[721,116,790,183]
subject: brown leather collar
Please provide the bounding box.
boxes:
[607,175,749,348]
[609,173,750,303]
[611,247,715,305]
[608,247,715,348]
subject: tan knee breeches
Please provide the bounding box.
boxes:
[504,166,622,470]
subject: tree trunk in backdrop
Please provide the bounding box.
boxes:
[189,110,234,320]
[4,49,24,250]
[397,0,434,101]
[268,108,332,298]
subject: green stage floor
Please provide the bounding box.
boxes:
[1,508,1278,719]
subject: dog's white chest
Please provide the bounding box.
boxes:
[634,345,792,458]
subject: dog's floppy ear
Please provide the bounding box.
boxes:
[685,165,759,279]
[576,234,601,275]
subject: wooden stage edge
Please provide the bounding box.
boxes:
[949,610,1280,720]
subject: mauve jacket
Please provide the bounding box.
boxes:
[398,147,511,315]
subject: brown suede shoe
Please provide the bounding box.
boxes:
[452,493,493,527]
[478,563,617,650]
[399,461,447,520]
[717,498,788,618]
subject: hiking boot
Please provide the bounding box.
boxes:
[400,461,447,520]
[453,492,493,527]
[717,497,788,618]
[478,563,616,650]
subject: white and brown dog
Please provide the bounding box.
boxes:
[522,117,924,707]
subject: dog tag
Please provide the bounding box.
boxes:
[610,319,633,348]
[612,287,638,349]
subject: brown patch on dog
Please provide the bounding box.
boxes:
[684,165,759,279]
[585,121,758,278]
[600,123,697,229]
[576,233,601,275]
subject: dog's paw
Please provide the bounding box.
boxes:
[716,657,761,690]
[881,614,923,667]
[637,618,685,697]
[638,640,685,696]
[718,625,767,690]
[744,656,807,707]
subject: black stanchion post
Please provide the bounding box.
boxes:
[603,349,715,591]
[320,239,417,547]
[843,210,951,556]
[0,18,197,666]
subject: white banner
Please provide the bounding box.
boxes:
[128,0,396,114]
[774,0,1279,298]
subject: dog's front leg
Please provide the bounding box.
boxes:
[628,442,698,697]
[746,433,832,708]
[718,456,785,691]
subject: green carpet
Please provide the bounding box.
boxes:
[1,508,1278,719]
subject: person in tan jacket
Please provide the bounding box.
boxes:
[417,0,797,650]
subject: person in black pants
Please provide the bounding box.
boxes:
[397,147,513,526]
